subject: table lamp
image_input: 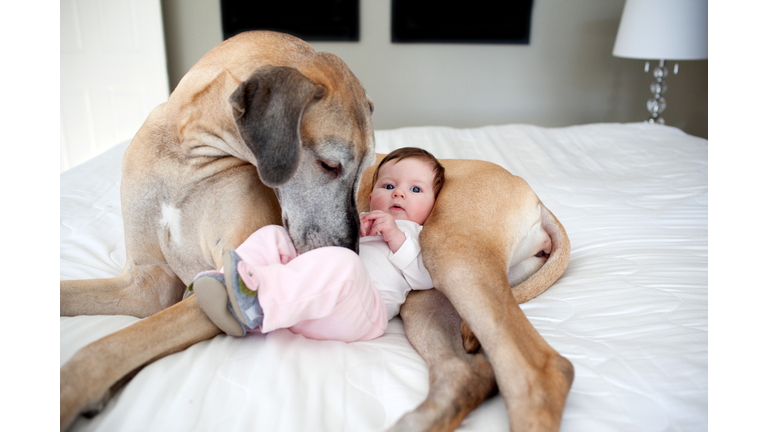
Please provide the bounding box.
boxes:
[612,0,707,124]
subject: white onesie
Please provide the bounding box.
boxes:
[358,219,434,320]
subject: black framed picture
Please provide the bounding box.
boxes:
[392,0,534,44]
[220,0,360,41]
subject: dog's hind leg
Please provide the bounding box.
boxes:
[60,294,222,431]
[389,289,497,432]
[424,239,574,432]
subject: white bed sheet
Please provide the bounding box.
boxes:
[60,122,708,431]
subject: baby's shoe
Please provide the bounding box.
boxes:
[193,271,247,337]
[223,249,264,330]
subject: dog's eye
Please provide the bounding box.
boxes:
[535,250,550,259]
[319,160,340,178]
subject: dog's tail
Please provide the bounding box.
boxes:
[460,203,570,353]
[511,203,570,304]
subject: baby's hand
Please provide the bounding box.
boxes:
[361,211,406,252]
[359,212,374,238]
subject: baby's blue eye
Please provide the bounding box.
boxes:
[411,186,421,193]
[385,184,394,190]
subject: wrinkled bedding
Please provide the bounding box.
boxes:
[60,122,708,431]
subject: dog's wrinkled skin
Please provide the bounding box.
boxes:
[60,31,573,432]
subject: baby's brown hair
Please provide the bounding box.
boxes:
[372,147,446,198]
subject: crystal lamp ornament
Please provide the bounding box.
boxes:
[644,60,676,125]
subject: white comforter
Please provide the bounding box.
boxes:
[60,122,708,431]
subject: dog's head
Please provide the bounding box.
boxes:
[229,62,375,254]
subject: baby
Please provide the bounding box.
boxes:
[191,147,445,342]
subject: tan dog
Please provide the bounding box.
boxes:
[60,31,573,431]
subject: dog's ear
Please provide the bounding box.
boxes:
[229,66,325,187]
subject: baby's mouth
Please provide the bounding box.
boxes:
[391,204,404,211]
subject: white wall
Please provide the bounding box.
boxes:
[161,0,707,138]
[61,0,170,172]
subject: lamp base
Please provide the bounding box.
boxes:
[646,117,665,125]
[645,60,668,124]
[643,60,681,125]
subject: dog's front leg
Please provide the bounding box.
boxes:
[60,295,222,431]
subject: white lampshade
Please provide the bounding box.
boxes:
[613,0,708,60]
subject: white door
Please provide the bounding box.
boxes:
[60,0,169,172]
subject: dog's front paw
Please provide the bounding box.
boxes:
[60,349,115,431]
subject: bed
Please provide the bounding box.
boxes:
[60,122,708,431]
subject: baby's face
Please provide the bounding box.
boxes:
[369,158,436,225]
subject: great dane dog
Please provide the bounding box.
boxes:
[60,31,573,431]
